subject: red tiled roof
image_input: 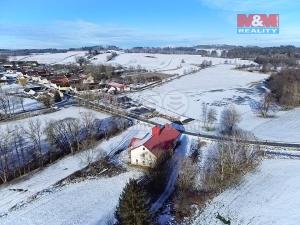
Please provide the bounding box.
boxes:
[129,137,142,147]
[143,124,181,156]
[108,81,126,89]
[129,124,181,158]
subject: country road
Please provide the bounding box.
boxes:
[75,95,300,150]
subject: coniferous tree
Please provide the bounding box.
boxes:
[116,179,151,225]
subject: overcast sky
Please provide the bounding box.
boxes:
[1,0,300,49]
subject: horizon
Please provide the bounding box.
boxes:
[2,43,300,51]
[1,0,300,48]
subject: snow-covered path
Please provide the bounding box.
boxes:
[151,134,191,212]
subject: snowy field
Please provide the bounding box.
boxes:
[0,97,42,114]
[129,64,300,143]
[93,53,255,75]
[11,51,87,65]
[0,123,150,223]
[192,159,300,225]
[11,51,254,75]
[0,170,141,225]
[0,106,109,131]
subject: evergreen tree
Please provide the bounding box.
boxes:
[116,179,151,225]
[54,91,62,103]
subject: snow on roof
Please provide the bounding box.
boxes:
[108,81,126,88]
[130,124,181,157]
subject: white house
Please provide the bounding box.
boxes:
[129,124,181,167]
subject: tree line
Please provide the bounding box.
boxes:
[0,113,131,184]
[267,69,300,107]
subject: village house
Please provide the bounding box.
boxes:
[82,74,95,85]
[129,124,181,167]
[107,81,130,94]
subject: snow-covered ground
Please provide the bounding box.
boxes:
[192,159,300,225]
[0,106,109,131]
[11,51,87,65]
[0,97,42,115]
[93,53,254,75]
[0,123,150,222]
[11,51,254,76]
[129,64,300,143]
[0,171,141,225]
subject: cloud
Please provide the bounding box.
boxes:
[198,0,300,11]
[0,20,211,48]
[0,19,299,49]
[0,20,140,48]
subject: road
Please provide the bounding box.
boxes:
[75,95,300,149]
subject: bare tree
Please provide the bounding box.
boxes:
[201,103,208,129]
[80,111,96,141]
[45,118,81,154]
[177,158,199,193]
[16,96,25,112]
[0,88,23,119]
[258,92,276,117]
[203,130,261,192]
[219,105,241,135]
[23,119,43,166]
[207,108,217,130]
[76,56,88,67]
[202,103,218,131]
[0,129,11,183]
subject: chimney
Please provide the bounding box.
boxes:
[152,125,161,136]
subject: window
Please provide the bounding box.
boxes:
[136,159,138,164]
[143,147,145,150]
[143,161,145,165]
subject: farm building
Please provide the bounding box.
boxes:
[129,124,181,167]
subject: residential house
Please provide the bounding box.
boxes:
[107,81,130,93]
[82,75,95,85]
[129,124,181,167]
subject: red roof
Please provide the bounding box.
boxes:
[130,124,181,157]
[129,137,142,147]
[144,124,180,150]
[108,81,126,89]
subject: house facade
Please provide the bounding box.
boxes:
[129,124,181,167]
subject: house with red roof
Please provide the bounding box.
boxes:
[107,81,130,93]
[129,124,181,167]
